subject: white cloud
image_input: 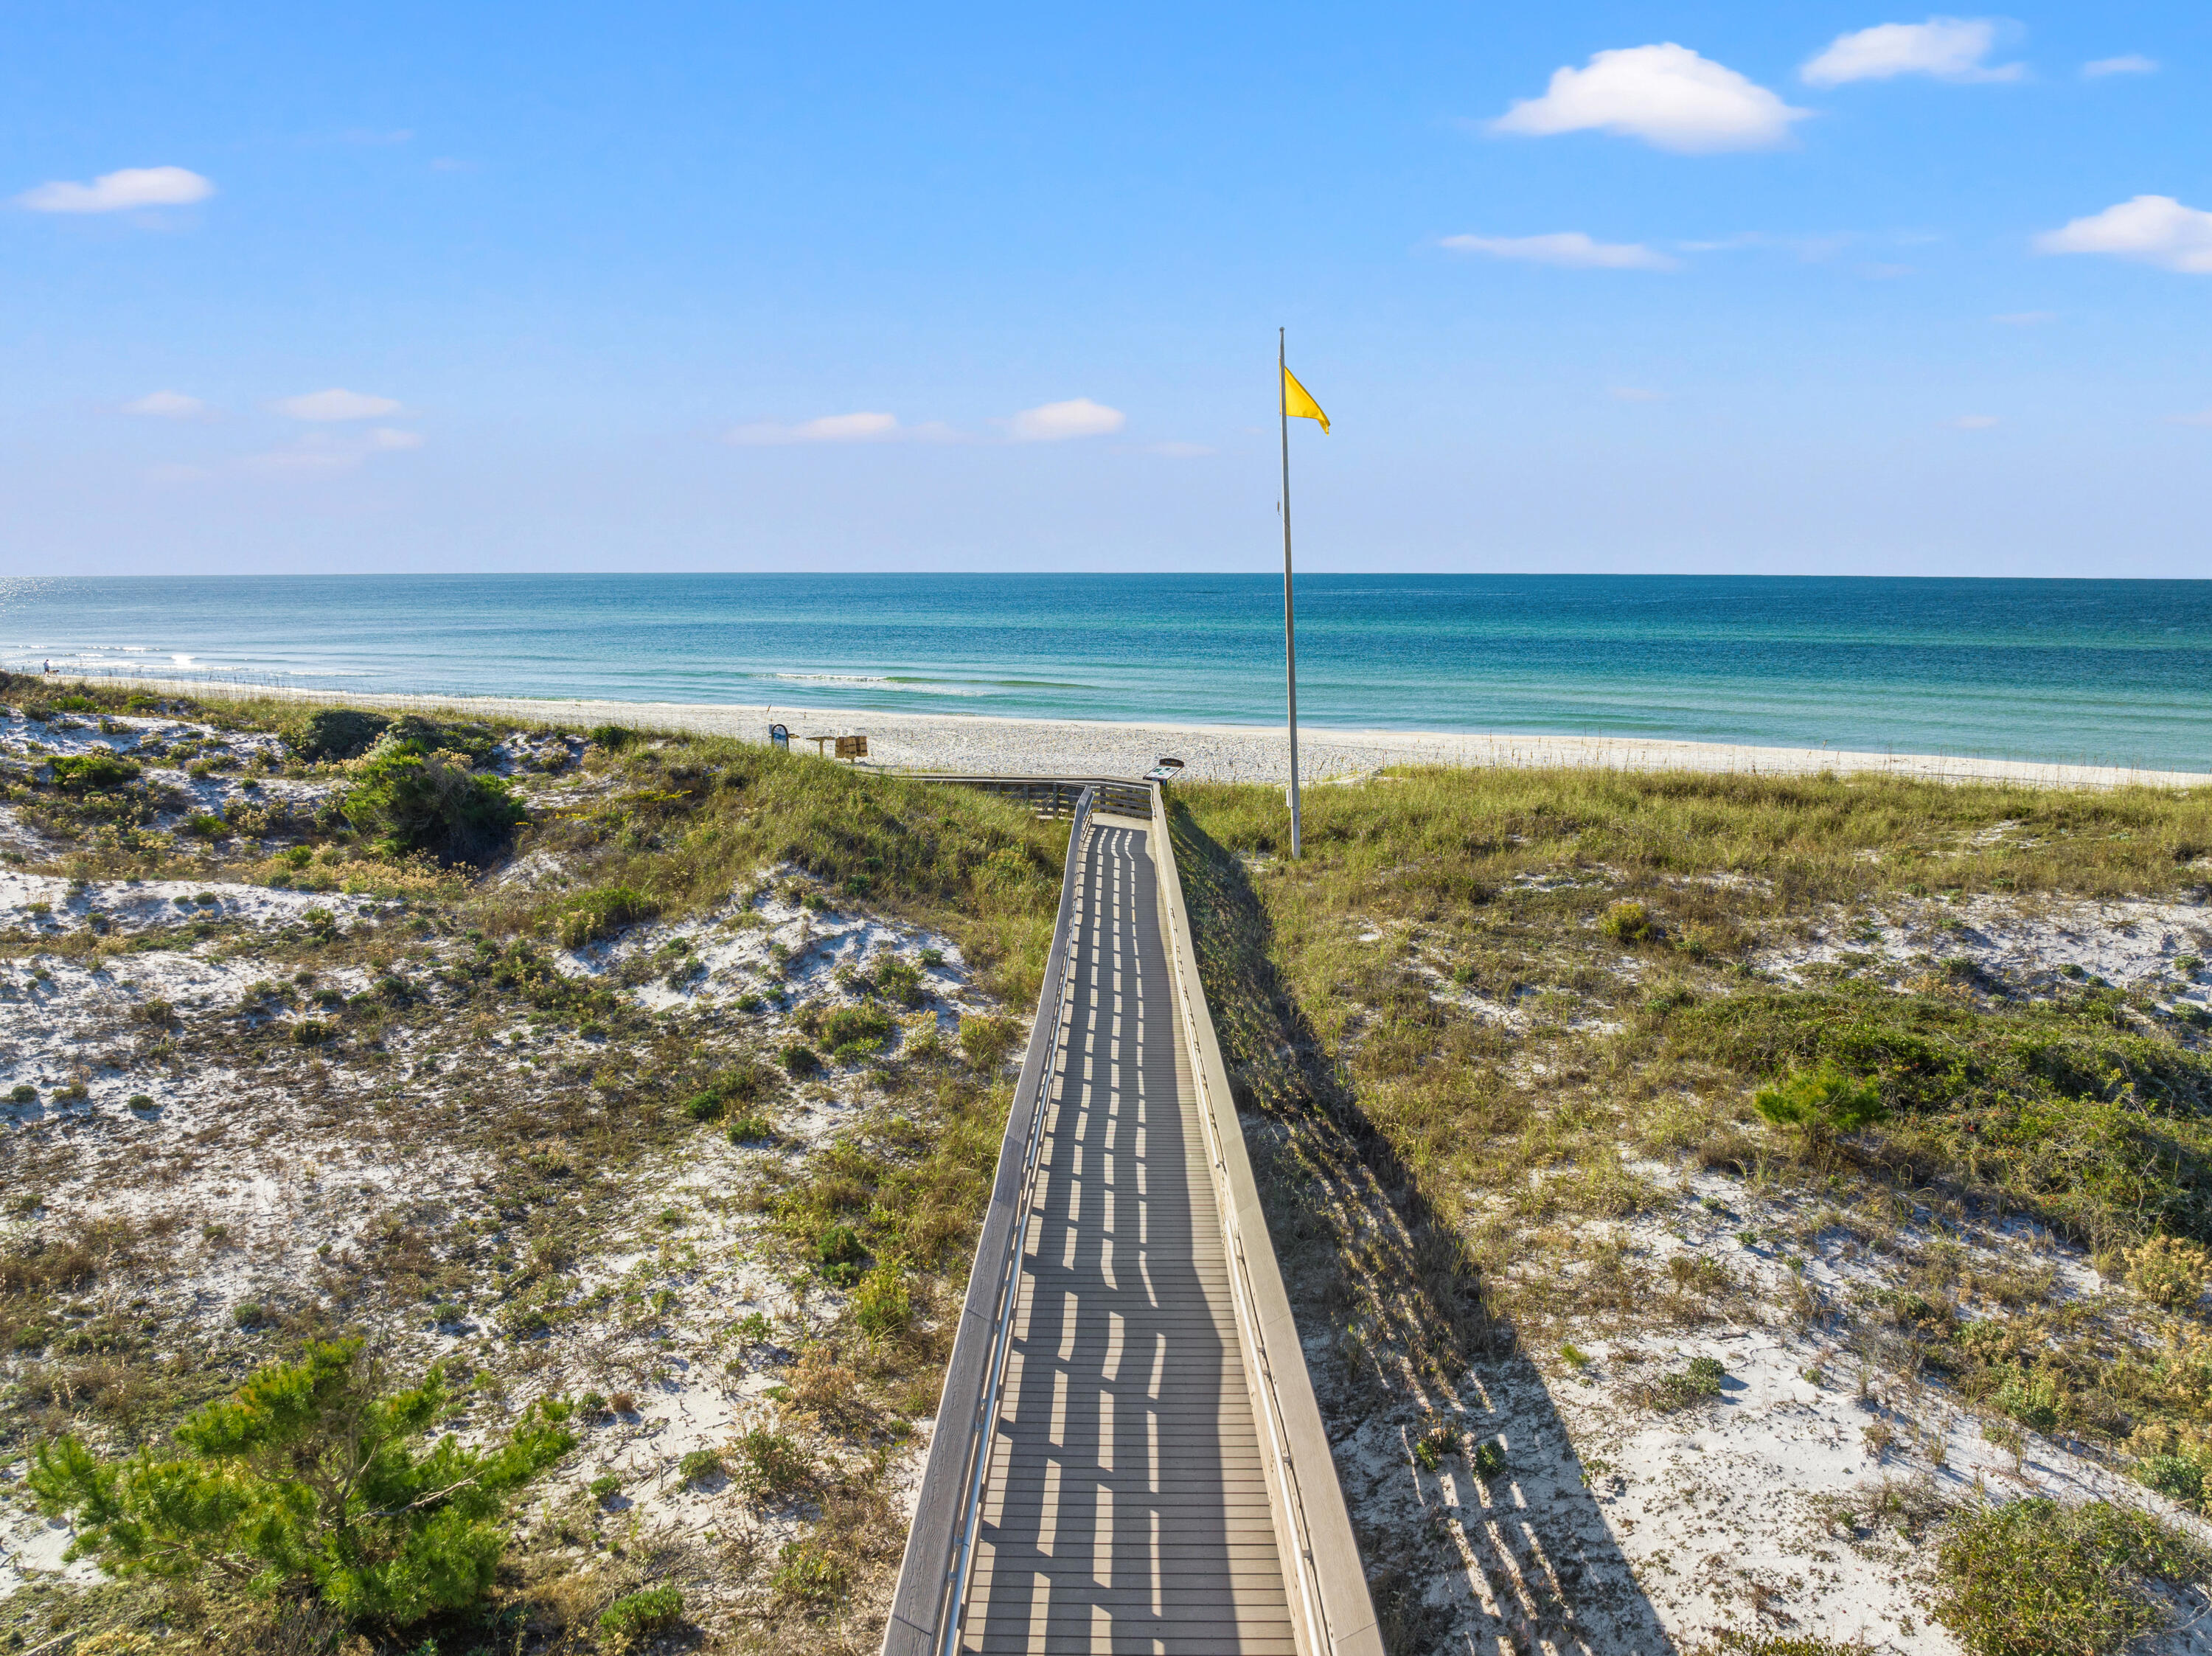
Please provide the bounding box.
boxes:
[2084,55,2157,78]
[274,388,405,422]
[1992,310,2056,324]
[243,427,424,476]
[121,390,207,419]
[1007,398,1125,442]
[1952,414,2001,428]
[1490,44,1809,153]
[2034,195,2212,274]
[1803,18,2022,86]
[726,411,901,445]
[15,166,215,213]
[1441,232,1678,270]
[1609,386,1667,402]
[2167,410,2212,428]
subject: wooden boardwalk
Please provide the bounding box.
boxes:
[956,817,1295,1655]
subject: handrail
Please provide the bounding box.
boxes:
[905,773,1152,818]
[881,785,1097,1656]
[1149,782,1384,1656]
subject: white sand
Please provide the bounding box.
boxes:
[78,678,2212,790]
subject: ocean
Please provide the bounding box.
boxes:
[2,573,2207,772]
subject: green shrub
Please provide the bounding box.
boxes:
[49,754,142,793]
[683,1090,723,1123]
[1933,1497,2208,1656]
[1600,899,1655,942]
[294,709,390,762]
[821,1003,894,1054]
[182,813,228,840]
[958,1014,1020,1071]
[342,747,524,865]
[588,1473,619,1500]
[678,1447,722,1483]
[854,1264,911,1337]
[586,723,636,751]
[875,958,924,1006]
[1753,1063,1887,1158]
[770,1540,849,1615]
[780,1044,821,1078]
[9,1084,35,1104]
[732,1427,813,1498]
[26,1338,574,1626]
[1472,1439,1508,1481]
[291,1019,334,1046]
[1638,1356,1727,1413]
[726,1114,774,1144]
[816,1224,866,1287]
[598,1584,683,1646]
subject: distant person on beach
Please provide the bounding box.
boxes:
[42,660,51,673]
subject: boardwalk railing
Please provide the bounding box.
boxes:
[882,786,1097,1656]
[1150,785,1383,1656]
[902,773,1152,819]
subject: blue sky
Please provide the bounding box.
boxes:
[5,1,2210,576]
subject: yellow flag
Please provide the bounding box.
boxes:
[1281,365,1329,434]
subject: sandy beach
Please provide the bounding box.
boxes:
[80,676,2212,790]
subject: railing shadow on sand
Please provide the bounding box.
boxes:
[1166,802,1680,1656]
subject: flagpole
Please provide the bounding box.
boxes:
[1280,327,1302,860]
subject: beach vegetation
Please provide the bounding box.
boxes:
[25,1337,574,1627]
[341,745,524,865]
[293,708,389,762]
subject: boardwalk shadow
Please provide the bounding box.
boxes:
[1167,805,1679,1656]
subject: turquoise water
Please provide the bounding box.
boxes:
[1,574,2207,771]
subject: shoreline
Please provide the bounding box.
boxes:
[63,675,2212,791]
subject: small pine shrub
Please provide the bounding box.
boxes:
[589,1473,619,1500]
[678,1447,722,1484]
[49,754,142,793]
[586,723,637,751]
[1471,1439,1508,1481]
[726,1114,774,1144]
[27,1339,574,1625]
[1753,1064,1887,1159]
[780,1044,821,1078]
[554,886,658,949]
[816,1224,866,1287]
[342,745,524,865]
[598,1584,683,1645]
